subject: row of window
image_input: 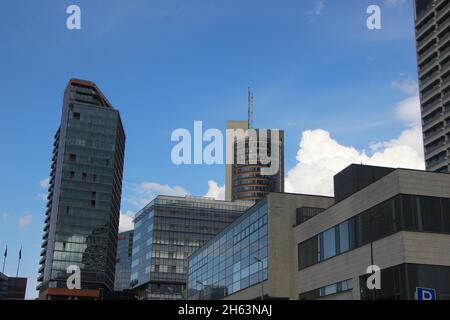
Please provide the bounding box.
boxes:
[298,194,450,270]
[299,278,353,300]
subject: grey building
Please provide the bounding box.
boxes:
[114,230,134,292]
[188,193,334,300]
[131,196,252,300]
[189,164,450,300]
[37,79,126,300]
[414,0,450,172]
[296,164,450,300]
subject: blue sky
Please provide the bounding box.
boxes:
[0,0,420,299]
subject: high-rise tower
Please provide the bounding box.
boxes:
[37,79,126,299]
[414,0,450,172]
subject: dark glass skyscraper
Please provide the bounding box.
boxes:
[37,79,126,299]
[414,0,450,172]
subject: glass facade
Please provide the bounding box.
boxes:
[188,199,268,300]
[298,194,450,270]
[131,196,252,300]
[360,263,450,300]
[38,79,126,295]
[114,230,134,291]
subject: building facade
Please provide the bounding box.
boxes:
[131,196,252,300]
[414,0,450,172]
[0,273,27,300]
[296,165,450,300]
[189,165,450,300]
[225,120,284,202]
[114,230,134,292]
[37,79,126,300]
[188,193,334,300]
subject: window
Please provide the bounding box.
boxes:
[73,112,81,120]
[69,154,76,162]
[70,171,75,179]
[93,174,97,182]
[339,221,350,253]
[323,228,336,260]
[91,200,96,208]
[82,173,87,180]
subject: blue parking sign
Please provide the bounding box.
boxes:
[416,287,437,301]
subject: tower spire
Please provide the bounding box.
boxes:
[248,87,253,129]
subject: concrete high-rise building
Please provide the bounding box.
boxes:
[414,0,450,173]
[225,121,284,202]
[114,230,134,292]
[130,196,252,300]
[37,79,126,300]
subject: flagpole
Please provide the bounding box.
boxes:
[16,246,22,277]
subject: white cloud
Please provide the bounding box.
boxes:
[285,127,425,196]
[126,182,190,209]
[204,180,225,200]
[39,178,50,189]
[18,214,32,228]
[391,79,418,95]
[394,94,421,126]
[119,210,135,233]
[315,0,326,16]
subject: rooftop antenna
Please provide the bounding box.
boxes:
[248,87,254,129]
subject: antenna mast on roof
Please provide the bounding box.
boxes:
[248,87,254,129]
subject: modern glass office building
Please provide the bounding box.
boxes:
[414,0,450,172]
[37,79,126,299]
[114,230,134,292]
[131,196,252,300]
[188,192,334,300]
[188,200,269,299]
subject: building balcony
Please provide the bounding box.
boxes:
[437,3,450,21]
[440,45,450,63]
[419,58,439,76]
[427,153,449,170]
[422,97,442,116]
[418,31,437,52]
[439,32,450,49]
[425,142,447,158]
[421,86,441,104]
[437,13,450,34]
[417,16,436,39]
[423,112,444,131]
[424,127,445,145]
[420,70,440,88]
[419,46,437,65]
[38,264,45,274]
[40,248,47,257]
[37,274,44,282]
[417,7,435,29]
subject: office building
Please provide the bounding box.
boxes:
[414,0,450,172]
[189,164,450,300]
[114,230,134,292]
[225,120,285,202]
[188,193,334,300]
[131,196,253,300]
[37,79,126,300]
[0,272,27,300]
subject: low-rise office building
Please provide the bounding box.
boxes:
[188,164,450,300]
[188,193,334,300]
[296,165,450,300]
[131,196,253,300]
